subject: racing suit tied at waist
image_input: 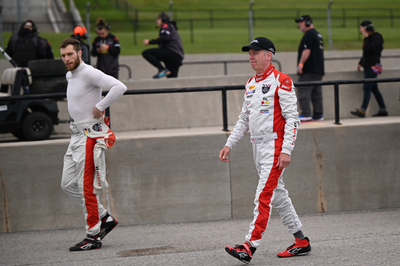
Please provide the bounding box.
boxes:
[250,132,283,143]
[70,117,117,194]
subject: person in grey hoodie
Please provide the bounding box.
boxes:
[142,12,184,78]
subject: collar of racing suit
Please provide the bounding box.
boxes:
[254,63,275,83]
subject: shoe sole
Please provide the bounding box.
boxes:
[225,247,250,264]
[277,250,311,258]
[69,242,102,251]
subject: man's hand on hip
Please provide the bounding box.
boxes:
[93,106,104,118]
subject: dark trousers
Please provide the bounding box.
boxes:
[361,67,386,111]
[142,48,183,78]
[297,73,324,118]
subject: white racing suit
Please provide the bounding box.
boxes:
[61,117,116,236]
[225,64,301,248]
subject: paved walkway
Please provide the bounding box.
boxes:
[1,208,399,265]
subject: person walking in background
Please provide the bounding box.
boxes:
[142,12,184,79]
[60,38,126,251]
[5,20,53,67]
[219,37,310,264]
[295,15,325,122]
[91,18,120,79]
[351,20,387,118]
[71,26,90,64]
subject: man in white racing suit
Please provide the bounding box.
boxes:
[219,37,311,264]
[59,38,127,251]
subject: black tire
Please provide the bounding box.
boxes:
[12,129,26,140]
[21,111,53,141]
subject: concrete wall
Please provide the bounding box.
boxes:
[1,118,399,233]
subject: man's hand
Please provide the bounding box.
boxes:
[276,153,291,170]
[97,44,108,53]
[297,64,304,74]
[219,146,231,162]
[143,39,150,46]
[360,27,369,38]
[357,64,362,71]
[93,106,104,118]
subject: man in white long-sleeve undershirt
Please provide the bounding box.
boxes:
[59,38,127,251]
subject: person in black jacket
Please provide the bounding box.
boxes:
[71,26,90,64]
[142,12,184,78]
[5,20,53,67]
[351,20,387,117]
[91,18,120,79]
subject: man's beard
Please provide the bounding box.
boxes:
[67,57,80,71]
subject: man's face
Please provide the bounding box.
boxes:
[60,45,81,71]
[298,21,307,32]
[248,49,271,74]
[156,18,163,27]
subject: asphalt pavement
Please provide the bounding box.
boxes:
[1,208,399,266]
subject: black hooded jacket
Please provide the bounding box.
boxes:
[359,32,384,69]
[149,21,184,60]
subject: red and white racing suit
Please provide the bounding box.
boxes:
[225,63,301,248]
[61,62,126,236]
[62,118,116,236]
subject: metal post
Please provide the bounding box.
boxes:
[17,0,22,26]
[86,2,91,51]
[168,1,173,19]
[210,10,213,28]
[342,9,346,27]
[390,10,393,27]
[224,62,228,76]
[248,1,254,42]
[327,0,333,51]
[133,21,137,45]
[222,89,229,131]
[0,6,3,59]
[334,83,341,125]
[190,20,194,43]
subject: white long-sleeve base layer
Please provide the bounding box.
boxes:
[61,62,126,236]
[66,62,127,122]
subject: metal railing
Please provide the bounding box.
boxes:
[2,77,400,131]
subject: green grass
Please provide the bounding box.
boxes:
[4,0,399,57]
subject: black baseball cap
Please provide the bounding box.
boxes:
[295,15,312,23]
[360,20,374,30]
[242,37,276,55]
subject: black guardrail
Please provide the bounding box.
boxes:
[2,77,400,130]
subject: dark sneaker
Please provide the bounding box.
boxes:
[69,235,102,251]
[350,109,365,118]
[99,213,118,240]
[299,115,312,122]
[225,241,256,264]
[372,110,388,117]
[153,69,171,79]
[277,237,311,258]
